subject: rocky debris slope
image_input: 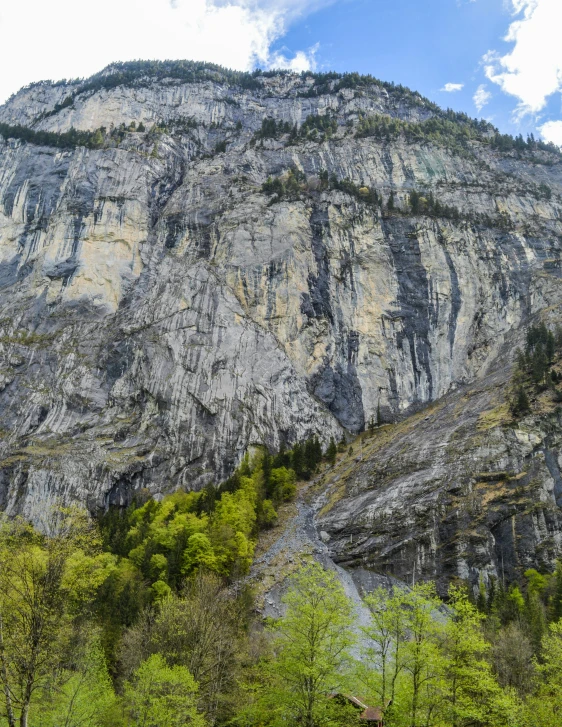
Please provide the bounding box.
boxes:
[0,62,562,530]
[250,478,392,651]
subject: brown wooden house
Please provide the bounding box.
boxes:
[330,694,385,726]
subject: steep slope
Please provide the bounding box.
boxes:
[0,62,561,525]
[316,318,562,593]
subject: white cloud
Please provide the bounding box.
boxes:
[0,0,335,104]
[539,120,562,147]
[483,0,562,115]
[270,43,320,73]
[473,84,492,111]
[441,83,464,92]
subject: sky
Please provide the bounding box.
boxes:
[0,0,561,145]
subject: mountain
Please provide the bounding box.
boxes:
[1,61,562,591]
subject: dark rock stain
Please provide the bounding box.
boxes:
[385,220,433,400]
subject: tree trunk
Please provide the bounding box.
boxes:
[19,703,29,727]
[0,616,16,727]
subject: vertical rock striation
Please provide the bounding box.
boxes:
[0,62,561,539]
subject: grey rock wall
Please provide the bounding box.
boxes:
[316,327,562,594]
[1,67,562,528]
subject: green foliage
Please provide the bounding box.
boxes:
[262,167,307,201]
[0,509,117,727]
[0,122,108,150]
[355,111,561,159]
[522,620,562,726]
[442,586,517,727]
[123,654,205,727]
[32,637,116,727]
[252,562,356,727]
[299,113,338,141]
[5,502,562,727]
[358,583,518,727]
[73,60,265,97]
[255,118,294,139]
[120,572,250,724]
[407,189,461,220]
[98,437,328,601]
[510,323,562,416]
[511,386,530,417]
[262,168,383,209]
[269,467,297,502]
[327,437,337,466]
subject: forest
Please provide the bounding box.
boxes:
[1,427,562,727]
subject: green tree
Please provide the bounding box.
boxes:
[264,562,355,727]
[291,443,305,477]
[511,387,530,417]
[269,468,296,503]
[359,587,409,718]
[523,620,562,727]
[326,438,337,466]
[491,622,535,697]
[33,636,116,727]
[441,586,517,727]
[123,654,205,727]
[121,572,247,723]
[0,510,116,727]
[400,583,444,727]
[549,561,562,622]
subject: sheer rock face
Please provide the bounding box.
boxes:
[0,68,562,537]
[315,329,562,595]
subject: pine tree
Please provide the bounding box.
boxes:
[547,330,555,362]
[512,387,530,416]
[477,576,487,613]
[549,560,562,622]
[326,437,337,466]
[313,436,322,465]
[291,443,304,478]
[303,438,317,476]
[262,449,273,498]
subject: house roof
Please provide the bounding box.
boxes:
[330,693,384,722]
[361,705,384,721]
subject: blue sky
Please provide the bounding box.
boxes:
[272,0,562,143]
[1,0,561,144]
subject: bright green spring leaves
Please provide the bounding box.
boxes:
[101,450,308,598]
[124,466,262,591]
[357,585,518,727]
[123,654,204,727]
[0,510,118,727]
[238,562,358,727]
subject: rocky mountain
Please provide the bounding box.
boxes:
[1,61,562,589]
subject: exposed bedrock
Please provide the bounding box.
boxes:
[0,66,561,555]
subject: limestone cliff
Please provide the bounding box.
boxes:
[315,328,562,596]
[1,61,562,586]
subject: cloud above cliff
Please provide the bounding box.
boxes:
[483,0,562,116]
[441,83,464,93]
[539,120,562,146]
[0,0,334,104]
[473,84,491,112]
